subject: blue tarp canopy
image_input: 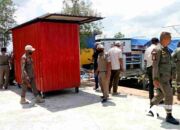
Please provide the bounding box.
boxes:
[131,38,149,46]
[168,39,180,52]
[131,38,180,52]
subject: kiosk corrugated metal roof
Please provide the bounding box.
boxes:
[12,13,103,30]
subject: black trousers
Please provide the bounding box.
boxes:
[146,66,154,100]
[109,70,120,93]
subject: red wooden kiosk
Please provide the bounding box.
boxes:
[11,13,102,96]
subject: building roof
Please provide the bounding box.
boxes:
[96,38,132,41]
[12,13,103,30]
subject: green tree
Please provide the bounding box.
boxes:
[0,0,16,47]
[62,0,103,48]
[114,32,125,39]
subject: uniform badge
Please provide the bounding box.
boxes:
[151,50,157,61]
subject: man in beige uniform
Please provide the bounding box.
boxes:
[172,41,180,101]
[97,44,110,103]
[150,32,179,125]
[20,45,44,104]
[0,47,10,89]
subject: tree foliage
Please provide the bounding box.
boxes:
[0,0,16,47]
[114,32,125,39]
[62,0,103,48]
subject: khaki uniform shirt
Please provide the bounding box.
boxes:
[97,52,108,72]
[0,52,10,66]
[152,44,172,82]
[21,54,34,79]
[172,47,180,82]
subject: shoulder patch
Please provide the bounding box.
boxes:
[151,49,157,61]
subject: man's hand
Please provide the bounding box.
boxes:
[120,68,124,72]
[26,76,30,82]
[153,80,160,88]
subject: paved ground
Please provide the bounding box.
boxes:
[0,84,180,130]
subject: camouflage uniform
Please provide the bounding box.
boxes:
[21,54,38,98]
[151,44,173,112]
[97,52,109,99]
[172,47,180,100]
[0,52,10,89]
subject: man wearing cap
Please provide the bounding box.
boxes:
[108,41,124,95]
[20,45,45,104]
[96,44,110,103]
[0,47,11,89]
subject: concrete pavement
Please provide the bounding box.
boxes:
[0,85,180,130]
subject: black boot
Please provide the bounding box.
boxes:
[166,113,179,125]
[101,98,107,103]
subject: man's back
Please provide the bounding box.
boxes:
[108,47,122,70]
[0,52,9,65]
[144,44,157,67]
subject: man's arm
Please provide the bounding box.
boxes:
[171,50,177,62]
[119,50,124,71]
[152,49,161,87]
[119,58,124,72]
[21,57,29,81]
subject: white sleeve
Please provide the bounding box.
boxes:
[119,50,123,59]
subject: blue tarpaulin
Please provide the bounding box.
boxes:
[131,38,149,46]
[86,35,95,48]
[168,39,180,52]
[131,38,180,52]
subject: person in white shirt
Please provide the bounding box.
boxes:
[108,41,123,95]
[144,38,159,103]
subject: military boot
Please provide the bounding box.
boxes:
[20,97,29,104]
[166,113,179,125]
[35,95,45,103]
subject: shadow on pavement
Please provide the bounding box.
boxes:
[157,116,180,130]
[10,85,103,112]
[102,100,116,107]
[111,94,127,98]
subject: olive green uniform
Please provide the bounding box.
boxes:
[172,48,180,100]
[97,52,109,98]
[0,53,10,88]
[21,54,38,97]
[151,44,173,112]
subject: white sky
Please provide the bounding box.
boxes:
[13,0,180,38]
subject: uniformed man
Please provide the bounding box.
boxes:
[172,41,180,101]
[20,45,45,104]
[0,47,10,89]
[97,44,110,103]
[92,42,100,90]
[150,32,179,125]
[144,38,159,103]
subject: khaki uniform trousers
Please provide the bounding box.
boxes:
[0,65,10,88]
[98,72,109,98]
[21,77,38,98]
[152,77,173,110]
